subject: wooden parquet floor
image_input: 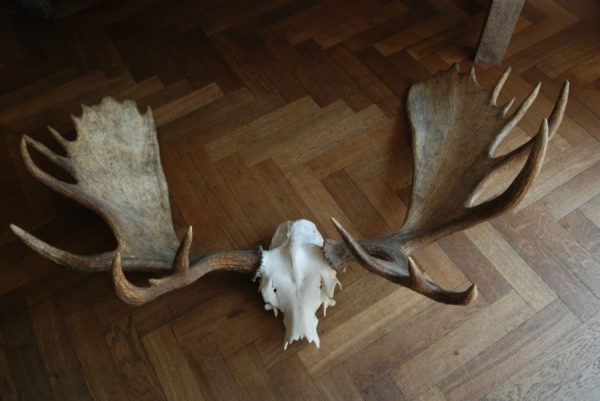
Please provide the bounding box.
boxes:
[1,0,600,400]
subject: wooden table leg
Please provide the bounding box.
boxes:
[475,0,525,65]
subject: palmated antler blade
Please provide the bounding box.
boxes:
[330,218,477,305]
[12,98,182,272]
[113,227,260,305]
[323,64,568,306]
[13,97,264,306]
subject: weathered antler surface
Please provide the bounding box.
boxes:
[324,64,569,305]
[11,98,180,271]
[10,97,259,305]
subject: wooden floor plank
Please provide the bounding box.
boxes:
[204,96,320,161]
[347,293,487,390]
[560,210,600,262]
[142,325,206,401]
[516,204,600,297]
[581,193,600,227]
[0,291,53,401]
[391,292,533,399]
[415,386,447,401]
[225,344,283,401]
[438,232,512,304]
[314,366,364,401]
[483,309,600,401]
[268,354,326,401]
[103,317,166,401]
[298,288,430,374]
[540,162,600,220]
[30,299,92,401]
[362,374,407,401]
[550,352,600,401]
[494,210,600,321]
[464,223,556,311]
[0,333,18,401]
[184,335,245,401]
[439,299,580,401]
[1,0,599,399]
[64,307,132,401]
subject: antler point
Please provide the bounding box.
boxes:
[9,224,21,234]
[465,284,478,304]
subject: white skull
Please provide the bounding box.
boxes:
[255,220,341,349]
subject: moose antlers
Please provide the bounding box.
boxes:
[11,65,568,310]
[10,98,259,305]
[324,65,568,305]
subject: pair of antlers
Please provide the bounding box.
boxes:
[11,65,569,306]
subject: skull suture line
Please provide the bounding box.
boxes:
[255,220,341,350]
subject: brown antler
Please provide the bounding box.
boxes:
[112,227,259,305]
[10,97,259,304]
[324,64,569,305]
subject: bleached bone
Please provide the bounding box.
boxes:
[256,220,340,349]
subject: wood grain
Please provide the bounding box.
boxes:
[474,0,525,65]
[142,325,205,401]
[1,0,599,399]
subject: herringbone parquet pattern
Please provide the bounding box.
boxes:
[1,0,599,400]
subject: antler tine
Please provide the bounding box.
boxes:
[170,226,192,275]
[330,218,402,279]
[113,226,260,306]
[10,221,179,272]
[490,81,541,154]
[21,135,78,192]
[469,66,478,85]
[501,97,515,117]
[14,136,114,270]
[112,252,143,305]
[330,218,477,305]
[490,80,569,178]
[47,125,71,152]
[17,135,126,271]
[505,80,568,151]
[113,226,193,305]
[9,224,114,271]
[23,134,75,175]
[470,118,549,224]
[408,257,477,305]
[491,66,512,106]
[547,81,569,139]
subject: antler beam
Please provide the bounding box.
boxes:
[112,227,259,305]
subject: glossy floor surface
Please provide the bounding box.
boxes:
[1,0,599,400]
